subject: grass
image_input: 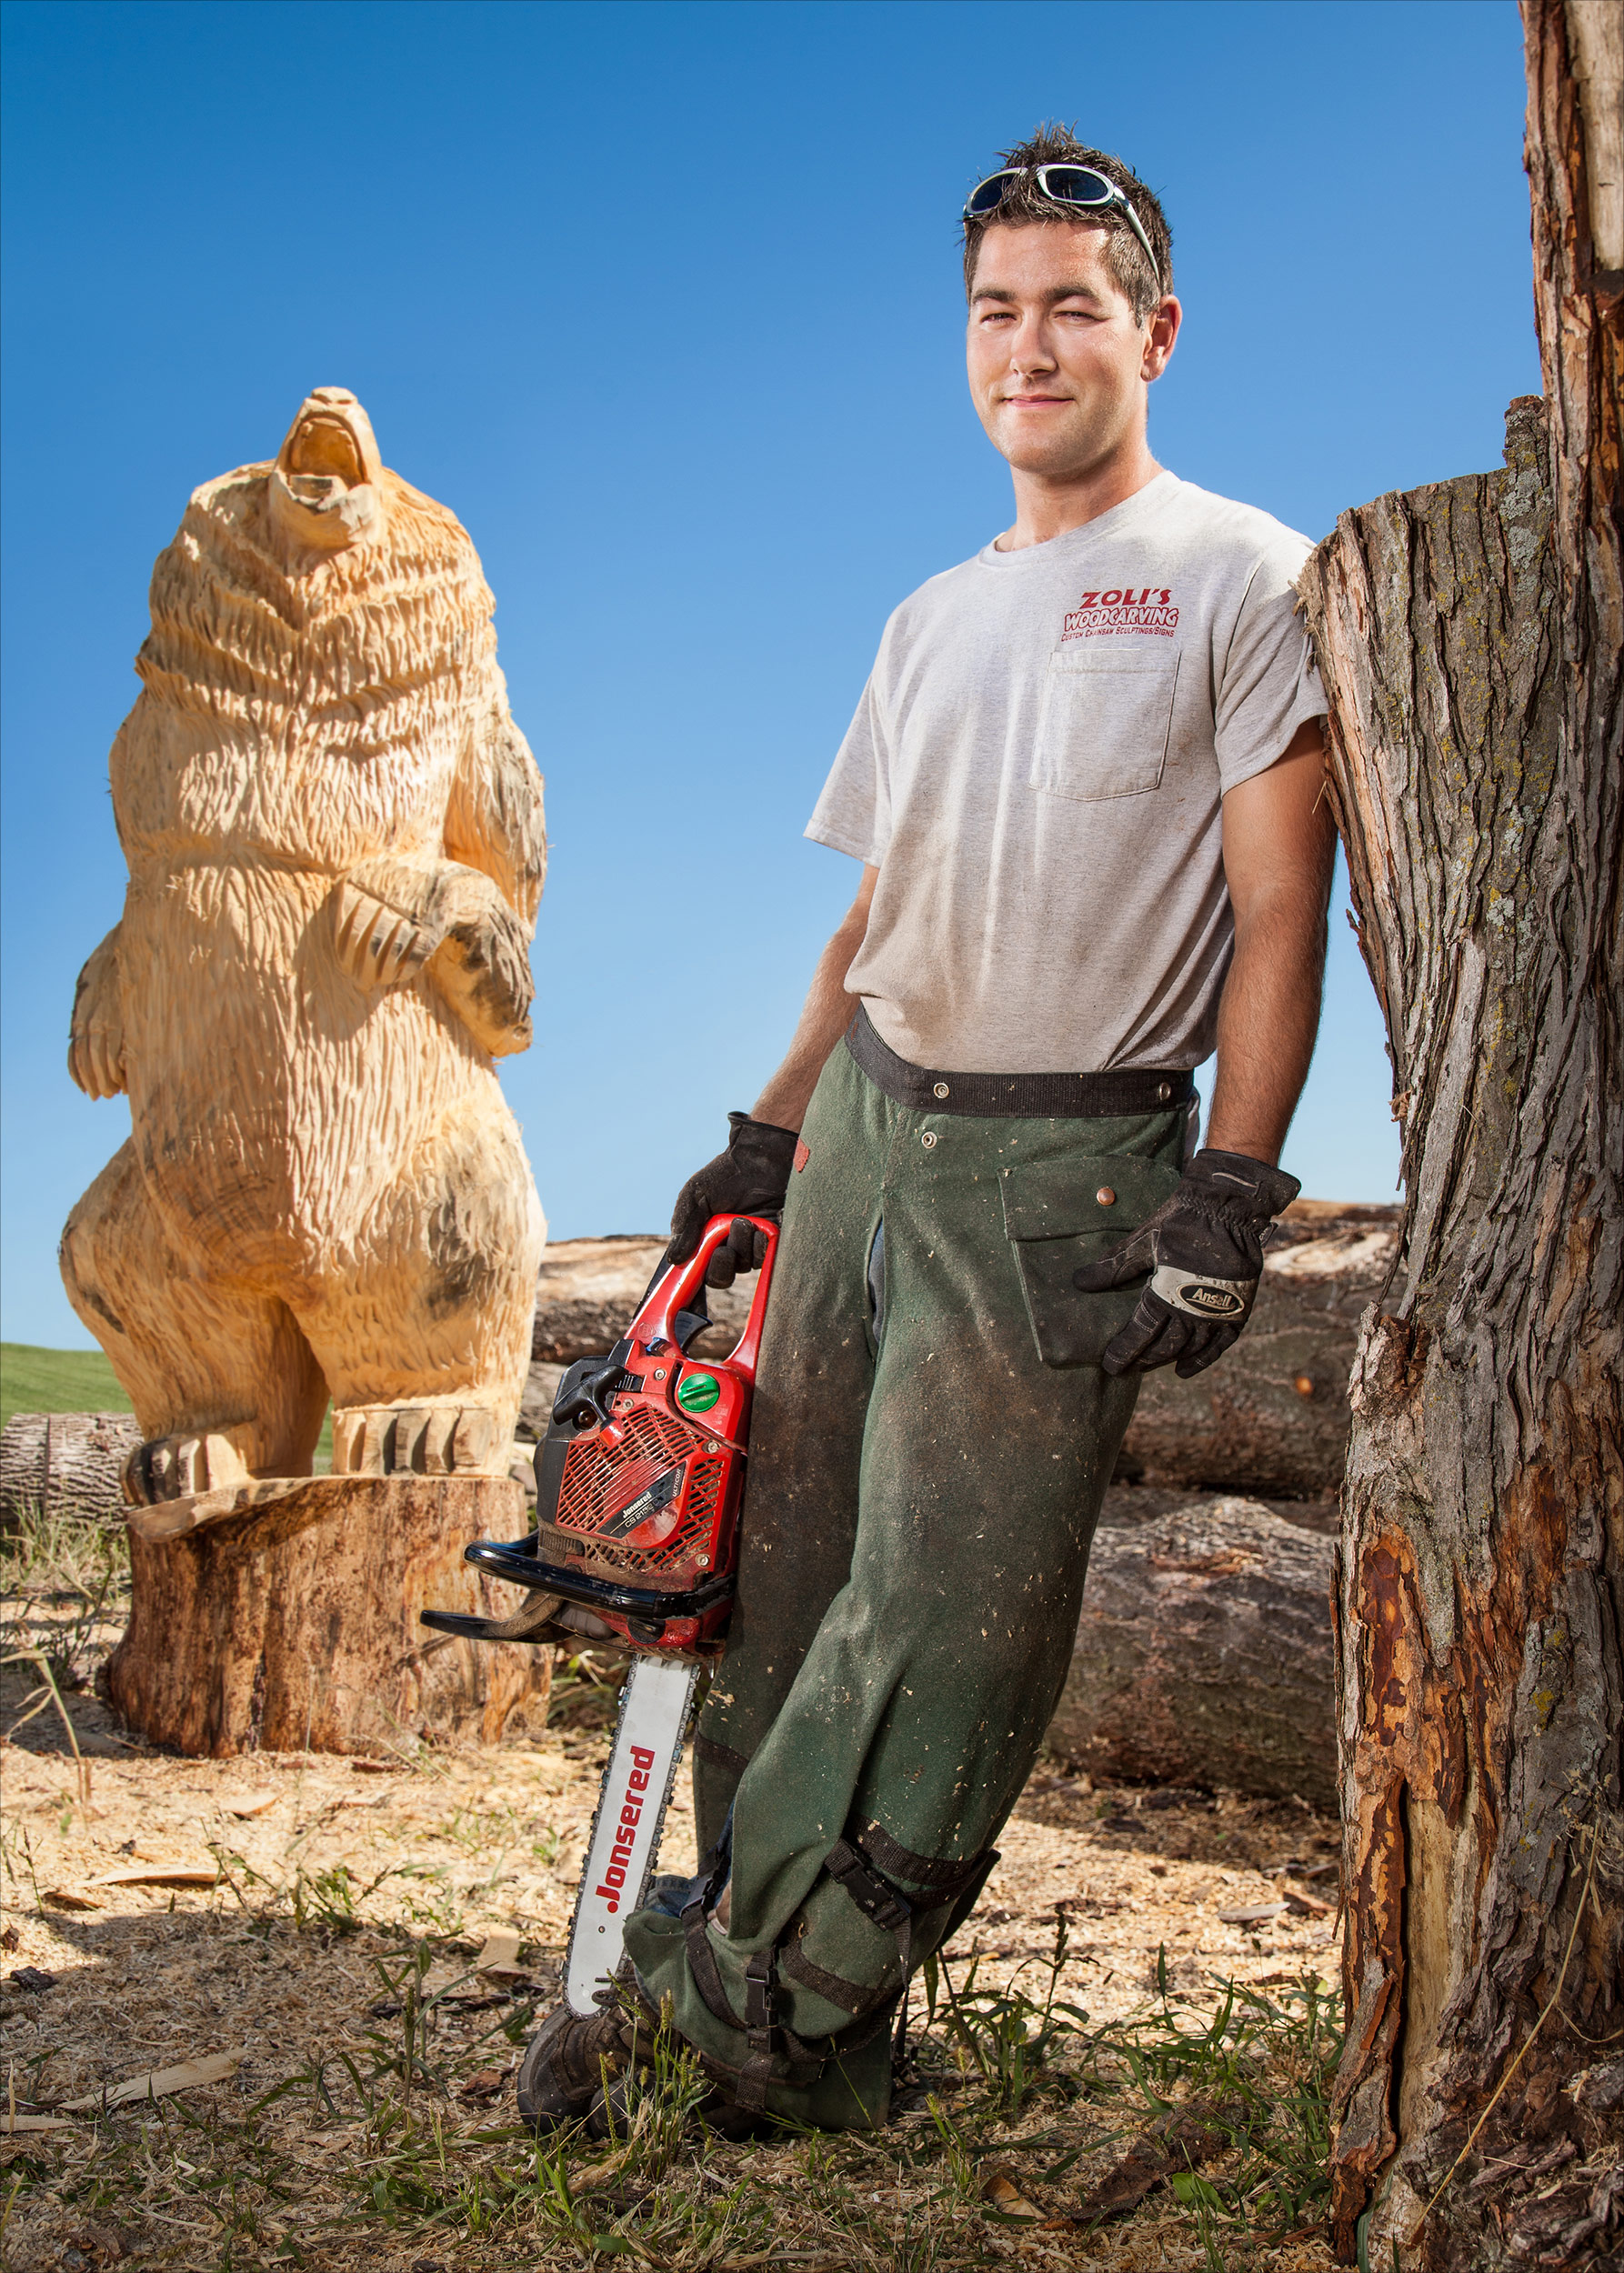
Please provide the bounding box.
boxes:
[0,1345,131,1431]
[3,1867,1340,2269]
[0,1343,334,1471]
[0,1498,129,1683]
[2,1505,1341,2268]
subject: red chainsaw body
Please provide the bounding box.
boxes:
[533,1216,778,1654]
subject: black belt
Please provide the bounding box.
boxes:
[844,1003,1196,1121]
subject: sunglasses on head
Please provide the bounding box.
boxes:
[963,165,1162,295]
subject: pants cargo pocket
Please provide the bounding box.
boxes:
[1000,1154,1184,1367]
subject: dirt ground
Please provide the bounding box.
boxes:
[3,1582,1343,2273]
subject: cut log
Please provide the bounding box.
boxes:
[1047,1496,1337,1810]
[523,1236,754,1440]
[0,1411,143,1531]
[105,1477,550,1757]
[529,1237,752,1366]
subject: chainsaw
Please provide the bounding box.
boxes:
[421,1212,779,2016]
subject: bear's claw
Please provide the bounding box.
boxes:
[331,1404,505,1478]
[121,1432,254,1507]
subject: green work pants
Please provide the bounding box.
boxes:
[623,1038,1187,2126]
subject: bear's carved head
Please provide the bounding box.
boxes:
[268,387,386,556]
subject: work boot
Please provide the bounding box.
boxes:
[515,1978,661,2134]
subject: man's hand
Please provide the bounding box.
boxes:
[1072,1148,1299,1377]
[668,1114,800,1287]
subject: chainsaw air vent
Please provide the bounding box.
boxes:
[555,1405,731,1576]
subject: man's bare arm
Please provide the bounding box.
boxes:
[752,866,879,1132]
[1207,722,1337,1165]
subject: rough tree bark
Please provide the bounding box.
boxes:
[1297,5,1622,2262]
[0,1411,141,1530]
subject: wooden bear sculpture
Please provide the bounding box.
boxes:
[62,387,546,1506]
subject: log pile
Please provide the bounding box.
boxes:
[12,1207,1372,1777]
[525,1207,1378,1801]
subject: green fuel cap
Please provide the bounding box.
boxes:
[676,1371,720,1415]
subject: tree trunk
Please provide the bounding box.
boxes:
[1297,6,1622,2259]
[1048,1496,1338,1809]
[106,1477,551,1757]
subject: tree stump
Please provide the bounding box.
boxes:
[1296,6,1622,2250]
[1047,1496,1337,1809]
[106,1477,550,1757]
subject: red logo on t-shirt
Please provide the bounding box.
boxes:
[1063,584,1178,640]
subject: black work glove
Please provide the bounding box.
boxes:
[1071,1147,1300,1378]
[667,1111,798,1288]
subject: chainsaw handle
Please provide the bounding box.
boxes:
[637,1214,780,1381]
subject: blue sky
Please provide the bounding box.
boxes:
[1,0,1537,1347]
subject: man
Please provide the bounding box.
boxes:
[521,125,1334,2135]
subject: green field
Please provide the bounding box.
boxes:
[0,1343,132,1431]
[0,1343,332,1468]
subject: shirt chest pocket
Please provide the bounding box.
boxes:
[1029,646,1181,803]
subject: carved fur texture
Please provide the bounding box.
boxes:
[61,389,546,1485]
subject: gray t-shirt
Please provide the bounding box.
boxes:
[807,471,1326,1074]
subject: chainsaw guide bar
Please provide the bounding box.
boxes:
[565,1654,699,2014]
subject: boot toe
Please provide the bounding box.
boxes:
[584,2077,630,2141]
[515,2029,587,2131]
[515,2000,624,2132]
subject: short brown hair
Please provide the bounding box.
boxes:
[963,124,1171,323]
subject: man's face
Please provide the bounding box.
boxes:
[966,222,1177,480]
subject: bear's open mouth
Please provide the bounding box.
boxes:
[284,413,367,504]
[270,389,385,548]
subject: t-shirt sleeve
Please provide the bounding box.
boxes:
[1213,534,1328,796]
[806,673,891,865]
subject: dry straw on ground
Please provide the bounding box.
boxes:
[3,1510,1342,2270]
